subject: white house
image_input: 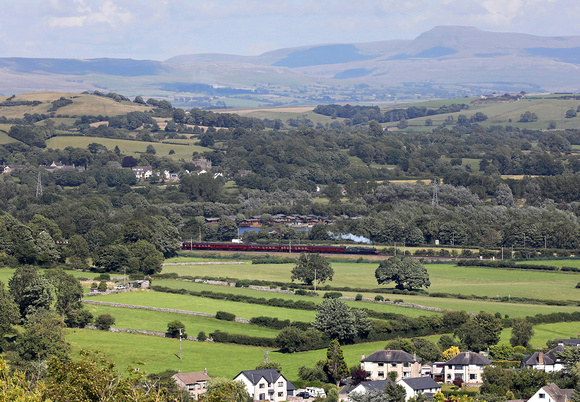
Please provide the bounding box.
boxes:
[443,351,491,384]
[397,377,441,401]
[361,349,422,381]
[521,345,566,372]
[528,383,574,402]
[233,369,296,401]
[341,379,393,402]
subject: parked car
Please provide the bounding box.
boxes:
[295,391,310,399]
[114,284,126,290]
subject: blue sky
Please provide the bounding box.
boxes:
[1,0,579,60]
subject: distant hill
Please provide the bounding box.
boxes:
[2,26,580,102]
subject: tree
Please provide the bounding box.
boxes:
[495,183,515,207]
[95,314,115,331]
[510,318,534,347]
[45,268,84,323]
[203,378,252,402]
[442,346,461,361]
[64,235,90,264]
[326,340,349,386]
[455,312,502,351]
[10,311,70,377]
[97,281,108,292]
[0,282,19,350]
[291,253,334,286]
[276,326,323,353]
[312,299,357,343]
[566,109,577,118]
[127,240,163,274]
[93,244,130,272]
[166,320,186,338]
[9,265,54,318]
[145,144,156,154]
[375,257,430,290]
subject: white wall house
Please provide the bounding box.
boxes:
[233,369,295,401]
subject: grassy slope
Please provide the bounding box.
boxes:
[161,261,580,301]
[46,137,210,159]
[85,304,278,338]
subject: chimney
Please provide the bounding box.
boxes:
[362,354,365,360]
[413,351,417,361]
[538,352,544,365]
[178,369,181,373]
[204,368,207,375]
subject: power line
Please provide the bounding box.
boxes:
[35,172,43,198]
[431,177,439,207]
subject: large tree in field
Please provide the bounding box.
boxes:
[455,312,502,351]
[375,256,430,290]
[510,318,534,347]
[9,266,54,318]
[312,298,372,344]
[291,253,334,286]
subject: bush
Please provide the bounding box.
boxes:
[355,294,363,301]
[215,311,236,321]
[394,299,404,304]
[323,291,343,299]
[95,314,115,331]
[166,320,186,338]
[210,330,277,347]
[97,281,108,292]
[375,295,384,301]
[197,331,207,341]
[295,289,308,295]
[95,273,111,280]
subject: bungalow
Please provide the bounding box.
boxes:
[521,345,566,372]
[233,369,296,401]
[172,370,211,400]
[361,349,422,381]
[397,377,441,401]
[527,383,575,402]
[443,352,491,384]
[340,379,393,402]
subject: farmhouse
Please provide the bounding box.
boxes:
[361,349,422,381]
[340,379,393,402]
[443,352,491,384]
[233,369,296,401]
[172,370,211,400]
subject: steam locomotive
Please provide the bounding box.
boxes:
[181,242,378,255]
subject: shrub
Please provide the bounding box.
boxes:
[323,291,343,299]
[295,289,308,295]
[394,299,404,304]
[215,311,236,321]
[97,281,108,292]
[375,295,384,301]
[355,294,363,301]
[95,314,115,331]
[197,331,207,341]
[96,273,110,280]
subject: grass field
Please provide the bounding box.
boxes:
[161,261,580,302]
[46,136,210,159]
[152,279,438,317]
[85,304,279,338]
[88,290,318,322]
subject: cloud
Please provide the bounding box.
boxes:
[48,0,133,28]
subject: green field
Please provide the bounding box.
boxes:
[85,304,278,338]
[87,290,318,322]
[152,279,438,317]
[46,136,210,160]
[161,261,580,302]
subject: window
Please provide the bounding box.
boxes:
[259,383,265,389]
[469,374,477,380]
[278,381,283,387]
[403,363,410,368]
[404,372,411,377]
[378,363,384,367]
[278,392,284,397]
[259,393,266,400]
[539,394,545,399]
[378,371,385,378]
[391,363,397,367]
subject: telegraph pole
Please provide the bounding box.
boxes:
[179,328,183,360]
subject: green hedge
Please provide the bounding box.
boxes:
[215,311,236,321]
[210,330,277,347]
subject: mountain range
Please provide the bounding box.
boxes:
[2,26,580,100]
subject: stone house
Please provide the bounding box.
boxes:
[361,349,422,381]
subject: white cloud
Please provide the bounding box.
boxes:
[48,0,133,28]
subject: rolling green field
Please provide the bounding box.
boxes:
[161,261,580,302]
[46,136,210,160]
[84,304,279,338]
[87,290,318,322]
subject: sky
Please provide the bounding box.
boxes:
[1,0,579,60]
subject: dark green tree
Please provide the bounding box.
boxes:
[9,266,54,318]
[127,240,163,274]
[291,253,334,286]
[510,318,534,347]
[92,244,130,272]
[326,340,349,386]
[203,378,252,402]
[95,314,115,331]
[45,268,84,323]
[0,281,19,350]
[312,299,356,343]
[166,320,186,338]
[375,257,430,290]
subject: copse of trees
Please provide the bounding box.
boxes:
[375,257,431,290]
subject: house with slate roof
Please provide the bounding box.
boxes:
[361,349,422,381]
[521,345,566,372]
[397,377,441,401]
[443,352,492,384]
[557,339,580,347]
[172,370,211,400]
[340,379,393,402]
[528,383,575,402]
[233,369,296,401]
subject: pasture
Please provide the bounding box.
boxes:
[46,136,210,160]
[161,260,580,302]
